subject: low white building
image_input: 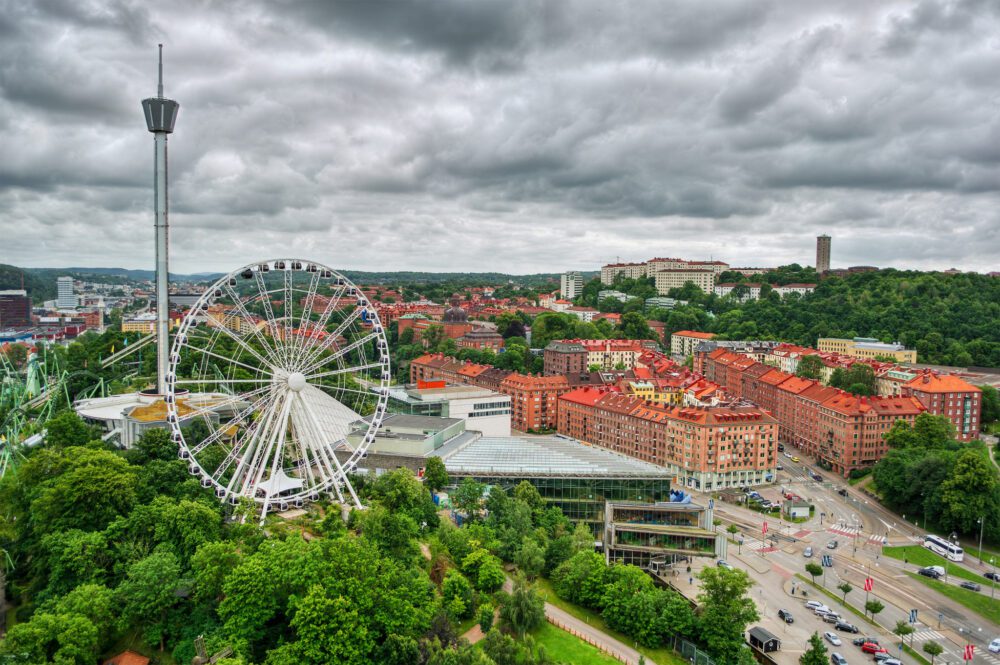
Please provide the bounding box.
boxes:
[566,306,599,322]
[387,383,512,436]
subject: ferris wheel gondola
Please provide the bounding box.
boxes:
[165,259,390,520]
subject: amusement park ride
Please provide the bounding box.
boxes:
[0,47,391,523]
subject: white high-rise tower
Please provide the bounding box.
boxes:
[141,45,179,395]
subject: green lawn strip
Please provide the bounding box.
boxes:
[902,643,932,665]
[529,621,622,664]
[793,574,879,629]
[904,572,1000,625]
[534,577,686,665]
[882,546,984,584]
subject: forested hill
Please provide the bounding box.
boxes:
[0,264,58,302]
[665,269,1000,368]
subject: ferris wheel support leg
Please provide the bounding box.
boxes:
[299,394,360,509]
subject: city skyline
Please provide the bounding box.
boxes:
[2,1,999,274]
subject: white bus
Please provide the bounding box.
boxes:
[924,534,964,562]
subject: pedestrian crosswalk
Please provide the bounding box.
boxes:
[909,629,1000,665]
[827,525,861,537]
[743,539,777,554]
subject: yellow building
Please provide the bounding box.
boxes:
[121,313,180,333]
[624,380,684,405]
[817,337,917,363]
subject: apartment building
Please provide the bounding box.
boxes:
[560,271,584,300]
[702,349,928,475]
[600,262,648,285]
[670,330,716,357]
[817,337,917,363]
[558,387,778,490]
[902,373,981,441]
[654,269,715,295]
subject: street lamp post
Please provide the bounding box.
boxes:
[977,516,985,565]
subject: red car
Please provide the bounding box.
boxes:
[861,643,887,654]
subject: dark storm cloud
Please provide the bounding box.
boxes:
[0,0,998,274]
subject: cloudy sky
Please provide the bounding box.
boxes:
[2,0,999,274]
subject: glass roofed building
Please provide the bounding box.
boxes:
[433,434,673,539]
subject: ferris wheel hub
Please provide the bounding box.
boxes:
[287,372,307,392]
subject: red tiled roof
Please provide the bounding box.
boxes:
[104,652,150,665]
[904,373,980,394]
[672,330,716,339]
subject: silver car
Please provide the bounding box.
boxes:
[804,546,813,558]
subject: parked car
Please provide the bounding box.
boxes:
[827,539,839,549]
[960,581,981,592]
[784,452,793,458]
[821,613,839,624]
[778,609,794,624]
[824,632,842,646]
[812,473,823,481]
[778,443,785,452]
[985,571,1000,582]
[805,600,825,610]
[835,621,859,633]
[881,659,903,665]
[873,654,892,663]
[831,654,848,665]
[804,546,814,558]
[837,488,849,496]
[811,605,833,616]
[717,560,734,570]
[918,567,942,579]
[853,637,878,646]
[989,637,1000,653]
[861,642,888,654]
[776,464,784,470]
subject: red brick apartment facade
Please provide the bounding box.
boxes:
[902,373,981,441]
[703,348,926,476]
[558,387,778,490]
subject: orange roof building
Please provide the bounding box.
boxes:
[902,373,981,441]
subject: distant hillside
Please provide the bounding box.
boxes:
[0,264,56,301]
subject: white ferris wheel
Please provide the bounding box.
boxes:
[164,259,390,519]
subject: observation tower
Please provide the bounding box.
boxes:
[141,45,179,395]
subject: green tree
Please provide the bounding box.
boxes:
[799,632,828,665]
[619,312,653,340]
[696,566,759,665]
[498,576,545,637]
[43,410,99,447]
[514,537,545,580]
[0,611,101,665]
[805,562,823,584]
[938,448,999,534]
[190,541,243,604]
[478,602,495,634]
[893,619,914,648]
[923,640,944,664]
[552,550,607,609]
[116,549,181,651]
[979,384,999,428]
[795,355,824,380]
[837,582,852,603]
[513,481,544,513]
[570,521,594,553]
[441,570,475,620]
[864,599,884,622]
[451,478,487,520]
[424,456,450,493]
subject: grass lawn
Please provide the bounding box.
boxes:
[534,577,687,665]
[882,546,984,584]
[904,572,1000,625]
[530,622,622,664]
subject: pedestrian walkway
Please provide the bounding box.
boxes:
[911,628,943,642]
[828,525,861,538]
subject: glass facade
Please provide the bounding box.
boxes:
[452,473,671,537]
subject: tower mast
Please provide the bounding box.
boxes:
[141,45,179,395]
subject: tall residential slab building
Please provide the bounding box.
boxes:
[816,235,831,273]
[560,271,583,300]
[56,276,77,309]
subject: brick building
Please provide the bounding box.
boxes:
[0,290,31,328]
[902,373,981,441]
[702,351,927,475]
[558,387,778,490]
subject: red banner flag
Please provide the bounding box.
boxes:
[964,644,975,661]
[863,578,873,592]
[762,521,768,534]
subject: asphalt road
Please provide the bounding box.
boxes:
[684,446,1000,664]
